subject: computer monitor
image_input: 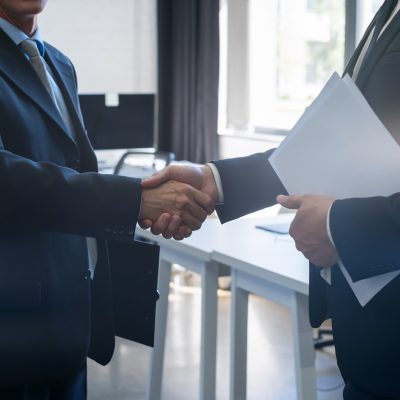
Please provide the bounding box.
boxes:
[78,93,156,150]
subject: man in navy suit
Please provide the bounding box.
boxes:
[142,1,400,398]
[0,0,214,398]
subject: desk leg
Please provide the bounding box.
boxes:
[229,269,249,400]
[147,260,172,400]
[290,292,316,400]
[199,261,219,400]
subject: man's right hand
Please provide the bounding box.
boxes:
[139,164,219,239]
[139,178,215,239]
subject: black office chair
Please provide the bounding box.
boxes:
[114,150,175,179]
[314,328,334,349]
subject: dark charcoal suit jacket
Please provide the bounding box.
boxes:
[213,7,400,397]
[0,29,158,385]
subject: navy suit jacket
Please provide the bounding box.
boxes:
[213,7,400,397]
[0,29,157,385]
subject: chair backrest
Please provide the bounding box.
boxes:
[114,151,175,179]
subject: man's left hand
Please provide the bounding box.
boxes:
[276,194,340,268]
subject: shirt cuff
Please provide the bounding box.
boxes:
[320,267,332,285]
[206,162,224,203]
[326,204,336,247]
[319,204,337,285]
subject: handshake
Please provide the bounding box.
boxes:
[138,164,219,240]
[138,161,340,269]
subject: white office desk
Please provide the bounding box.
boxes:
[137,219,223,400]
[211,217,315,400]
[138,215,316,400]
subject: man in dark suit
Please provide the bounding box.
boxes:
[0,0,214,398]
[142,0,400,398]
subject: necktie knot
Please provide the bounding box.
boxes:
[20,39,41,59]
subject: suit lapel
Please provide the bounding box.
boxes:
[356,10,400,88]
[44,44,99,171]
[0,29,77,150]
[44,46,80,117]
[44,46,87,139]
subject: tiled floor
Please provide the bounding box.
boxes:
[88,272,344,400]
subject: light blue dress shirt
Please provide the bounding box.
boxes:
[0,17,44,55]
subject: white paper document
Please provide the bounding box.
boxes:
[270,72,400,306]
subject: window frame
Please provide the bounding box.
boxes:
[220,0,360,138]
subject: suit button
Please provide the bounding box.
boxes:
[69,159,81,171]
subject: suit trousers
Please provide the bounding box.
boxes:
[344,382,394,400]
[0,363,87,400]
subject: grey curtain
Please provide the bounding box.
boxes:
[157,0,220,163]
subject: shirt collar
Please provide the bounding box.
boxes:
[0,17,45,56]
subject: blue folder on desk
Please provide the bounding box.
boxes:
[256,222,290,235]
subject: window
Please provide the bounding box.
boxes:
[356,0,382,42]
[250,0,345,131]
[219,0,383,136]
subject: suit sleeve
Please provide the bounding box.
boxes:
[330,194,400,282]
[0,147,141,241]
[212,149,287,223]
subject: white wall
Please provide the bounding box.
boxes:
[38,0,157,94]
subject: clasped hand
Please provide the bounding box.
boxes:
[138,165,219,240]
[139,165,341,267]
[277,194,340,268]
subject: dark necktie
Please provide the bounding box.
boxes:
[363,0,398,62]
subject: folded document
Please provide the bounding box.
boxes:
[269,72,400,306]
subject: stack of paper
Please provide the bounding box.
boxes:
[269,72,400,306]
[270,72,400,199]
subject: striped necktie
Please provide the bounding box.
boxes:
[20,39,58,105]
[363,0,398,63]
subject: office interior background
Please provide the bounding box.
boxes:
[38,1,382,399]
